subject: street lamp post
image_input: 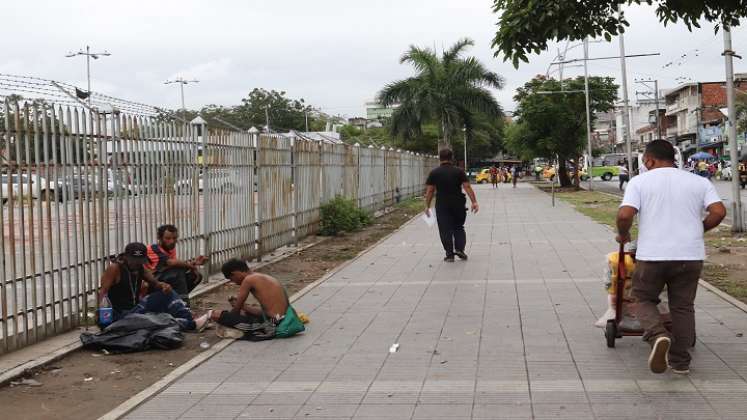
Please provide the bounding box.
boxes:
[165,77,199,117]
[583,38,594,191]
[65,45,111,107]
[724,27,744,232]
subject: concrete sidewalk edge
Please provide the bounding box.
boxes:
[99,213,420,420]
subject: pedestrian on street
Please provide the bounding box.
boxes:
[616,140,726,375]
[618,160,630,191]
[490,165,498,188]
[424,149,479,262]
[511,165,518,188]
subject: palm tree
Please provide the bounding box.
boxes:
[378,38,504,150]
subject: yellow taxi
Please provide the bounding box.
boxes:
[475,169,492,183]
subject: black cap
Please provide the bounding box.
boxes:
[123,242,148,262]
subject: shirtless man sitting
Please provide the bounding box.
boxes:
[207,258,304,339]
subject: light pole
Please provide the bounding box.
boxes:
[724,27,744,232]
[462,126,468,171]
[65,45,111,107]
[583,38,594,191]
[164,77,199,117]
[617,5,634,177]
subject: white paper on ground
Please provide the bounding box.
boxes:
[421,212,436,227]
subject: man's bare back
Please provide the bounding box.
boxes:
[234,273,287,318]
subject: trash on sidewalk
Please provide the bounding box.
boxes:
[83,376,94,382]
[10,378,42,387]
[199,341,210,350]
[389,343,400,353]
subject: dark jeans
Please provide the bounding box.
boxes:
[619,174,629,190]
[435,200,467,256]
[155,268,203,305]
[632,260,703,369]
[114,290,196,330]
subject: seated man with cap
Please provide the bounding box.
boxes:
[98,242,209,331]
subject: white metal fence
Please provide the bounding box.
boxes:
[0,98,437,354]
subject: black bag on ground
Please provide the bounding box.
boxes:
[80,313,185,353]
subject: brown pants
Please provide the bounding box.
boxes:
[632,260,703,369]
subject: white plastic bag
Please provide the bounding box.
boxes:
[421,211,436,228]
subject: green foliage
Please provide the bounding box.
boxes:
[319,196,371,236]
[507,75,618,186]
[737,92,747,135]
[491,0,747,66]
[158,88,338,133]
[378,38,504,149]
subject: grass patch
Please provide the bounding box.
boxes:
[703,263,747,302]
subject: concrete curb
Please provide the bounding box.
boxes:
[699,279,747,314]
[99,210,420,420]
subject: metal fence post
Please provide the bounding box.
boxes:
[250,127,262,261]
[196,118,210,268]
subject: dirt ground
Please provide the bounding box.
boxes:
[703,227,747,304]
[0,198,423,420]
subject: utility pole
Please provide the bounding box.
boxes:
[265,106,271,133]
[617,6,634,176]
[65,45,111,107]
[724,27,744,232]
[305,111,309,132]
[635,78,663,140]
[463,126,468,171]
[164,77,199,117]
[583,38,594,191]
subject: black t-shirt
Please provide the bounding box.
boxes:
[426,163,468,204]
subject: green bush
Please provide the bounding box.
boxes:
[319,196,371,236]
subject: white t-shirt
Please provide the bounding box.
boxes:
[620,167,721,261]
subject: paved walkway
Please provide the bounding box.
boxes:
[125,184,747,420]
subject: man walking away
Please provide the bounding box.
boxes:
[424,149,479,262]
[616,140,725,375]
[618,160,630,191]
[511,165,519,188]
[490,165,498,189]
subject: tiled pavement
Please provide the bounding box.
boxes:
[125,184,747,420]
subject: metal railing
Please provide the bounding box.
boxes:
[0,98,437,354]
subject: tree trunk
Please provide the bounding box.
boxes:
[439,118,450,152]
[558,159,572,187]
[573,155,581,188]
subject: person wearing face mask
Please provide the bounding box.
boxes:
[616,140,726,375]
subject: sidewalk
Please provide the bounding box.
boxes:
[124,184,747,420]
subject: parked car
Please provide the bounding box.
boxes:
[175,171,239,195]
[475,169,492,184]
[0,173,62,203]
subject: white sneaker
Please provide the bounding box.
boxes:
[669,365,690,375]
[648,336,671,374]
[194,312,211,332]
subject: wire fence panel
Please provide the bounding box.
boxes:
[321,143,345,203]
[202,127,255,273]
[257,134,294,255]
[385,149,401,206]
[294,139,321,240]
[0,95,438,354]
[344,145,359,200]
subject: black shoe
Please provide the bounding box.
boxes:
[444,255,455,263]
[455,251,468,260]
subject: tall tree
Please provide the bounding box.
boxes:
[491,0,747,66]
[378,38,504,150]
[508,76,618,187]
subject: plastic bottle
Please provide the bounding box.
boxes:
[98,296,114,328]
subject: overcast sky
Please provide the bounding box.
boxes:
[1,1,745,117]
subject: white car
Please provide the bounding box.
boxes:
[0,173,60,203]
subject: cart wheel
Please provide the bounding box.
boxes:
[605,320,617,348]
